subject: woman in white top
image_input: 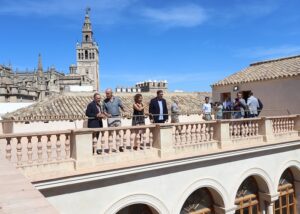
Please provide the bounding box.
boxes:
[202,97,212,121]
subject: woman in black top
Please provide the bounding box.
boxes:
[132,93,145,126]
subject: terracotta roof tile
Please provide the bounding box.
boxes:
[3,92,211,121]
[212,55,300,86]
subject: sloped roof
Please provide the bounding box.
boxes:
[212,55,300,86]
[2,92,211,121]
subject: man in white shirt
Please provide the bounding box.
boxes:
[202,97,212,121]
[247,92,260,117]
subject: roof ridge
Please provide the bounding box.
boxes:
[250,54,300,67]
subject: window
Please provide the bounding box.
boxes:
[85,50,88,59]
[235,177,260,214]
[85,35,89,42]
[78,53,81,59]
[89,52,92,59]
[181,188,214,214]
[92,52,95,59]
[274,170,297,214]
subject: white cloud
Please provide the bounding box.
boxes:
[140,4,208,28]
[235,45,300,59]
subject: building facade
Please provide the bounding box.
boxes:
[212,55,300,116]
[0,9,99,103]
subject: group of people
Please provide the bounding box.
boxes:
[202,91,263,121]
[85,89,178,129]
[86,89,263,128]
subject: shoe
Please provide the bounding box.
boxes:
[96,149,102,155]
[119,147,124,152]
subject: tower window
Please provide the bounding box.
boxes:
[89,52,92,59]
[92,53,95,59]
[81,53,84,59]
[85,35,89,42]
[85,50,88,59]
[78,53,81,59]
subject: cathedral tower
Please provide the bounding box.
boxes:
[76,8,99,91]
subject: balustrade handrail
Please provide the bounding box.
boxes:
[263,114,298,119]
[72,124,157,134]
[218,117,263,123]
[0,130,72,139]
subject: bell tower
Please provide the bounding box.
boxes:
[76,8,99,91]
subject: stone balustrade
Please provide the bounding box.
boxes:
[90,125,156,155]
[0,115,299,180]
[0,130,71,166]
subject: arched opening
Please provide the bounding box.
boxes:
[89,52,92,59]
[116,203,159,214]
[85,50,88,59]
[235,177,260,214]
[180,188,215,214]
[274,169,297,214]
[78,53,81,59]
[85,35,89,42]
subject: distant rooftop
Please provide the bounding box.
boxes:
[212,55,300,86]
[2,92,211,121]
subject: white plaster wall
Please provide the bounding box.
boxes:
[44,143,300,214]
[212,76,300,116]
[0,103,33,119]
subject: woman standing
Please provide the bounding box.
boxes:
[132,93,145,126]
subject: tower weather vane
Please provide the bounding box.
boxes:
[86,7,91,15]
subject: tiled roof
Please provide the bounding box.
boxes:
[2,92,211,121]
[212,55,300,86]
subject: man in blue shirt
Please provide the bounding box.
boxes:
[103,88,125,127]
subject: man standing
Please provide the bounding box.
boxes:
[202,97,212,121]
[103,88,125,127]
[247,91,260,117]
[233,92,247,119]
[171,97,180,123]
[149,90,168,123]
[86,92,105,128]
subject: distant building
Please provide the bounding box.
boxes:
[136,80,168,92]
[0,9,99,103]
[212,55,300,116]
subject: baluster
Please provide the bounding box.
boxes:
[181,125,186,145]
[241,124,246,137]
[279,120,283,133]
[201,124,206,141]
[191,125,196,144]
[36,136,43,163]
[16,137,22,166]
[119,130,124,151]
[101,132,106,155]
[56,135,62,161]
[136,133,141,151]
[175,130,180,146]
[123,130,127,152]
[116,131,121,153]
[5,137,12,161]
[186,125,191,144]
[130,132,135,151]
[65,134,70,159]
[172,126,176,145]
[233,124,237,139]
[196,124,201,142]
[108,132,113,154]
[92,136,97,155]
[27,136,33,164]
[47,135,52,162]
[247,123,251,136]
[149,131,153,148]
[291,120,295,131]
[255,123,259,136]
[282,119,286,132]
[210,126,214,141]
[229,124,233,138]
[274,120,279,133]
[237,124,241,138]
[205,125,209,141]
[143,131,147,149]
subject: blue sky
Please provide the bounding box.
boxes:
[1,0,300,92]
